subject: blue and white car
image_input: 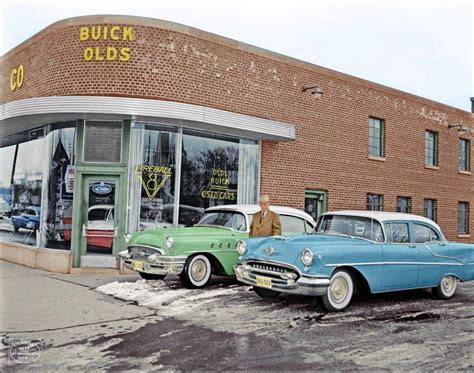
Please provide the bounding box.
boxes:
[11,206,41,232]
[234,210,474,312]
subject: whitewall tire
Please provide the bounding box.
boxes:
[432,275,458,299]
[321,270,354,312]
[180,254,212,289]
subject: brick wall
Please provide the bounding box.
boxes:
[1,15,473,242]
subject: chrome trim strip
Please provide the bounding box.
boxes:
[1,96,296,141]
[325,261,464,267]
[422,244,465,264]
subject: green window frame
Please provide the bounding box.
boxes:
[396,196,412,213]
[459,139,470,172]
[423,198,437,222]
[368,117,385,157]
[425,131,439,166]
[458,202,469,235]
[367,193,383,211]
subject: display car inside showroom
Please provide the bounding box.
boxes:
[0,15,472,273]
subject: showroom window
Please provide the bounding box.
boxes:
[367,194,383,211]
[128,123,259,232]
[368,117,384,157]
[0,136,45,246]
[39,126,77,250]
[179,129,258,226]
[459,139,470,172]
[425,131,439,167]
[396,196,412,213]
[458,202,469,235]
[423,198,437,222]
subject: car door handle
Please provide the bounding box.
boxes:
[408,244,417,248]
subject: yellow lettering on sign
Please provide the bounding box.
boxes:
[106,47,117,61]
[122,27,134,41]
[80,27,89,41]
[10,64,24,92]
[119,48,130,62]
[110,26,120,40]
[84,47,94,62]
[80,25,135,62]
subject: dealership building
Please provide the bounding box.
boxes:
[0,15,472,272]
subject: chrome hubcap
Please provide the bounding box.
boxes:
[330,277,348,303]
[191,259,207,282]
[441,276,455,293]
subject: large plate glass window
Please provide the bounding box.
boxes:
[0,136,45,246]
[40,126,77,250]
[179,130,258,227]
[128,124,178,232]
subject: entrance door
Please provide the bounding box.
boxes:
[80,175,121,267]
[305,190,327,222]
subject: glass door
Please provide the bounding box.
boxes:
[305,190,327,222]
[82,175,120,255]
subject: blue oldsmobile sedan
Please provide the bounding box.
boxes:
[234,211,474,312]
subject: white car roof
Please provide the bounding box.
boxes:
[205,204,316,225]
[88,204,114,212]
[324,210,443,232]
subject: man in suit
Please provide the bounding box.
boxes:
[249,195,282,237]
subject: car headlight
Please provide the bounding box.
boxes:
[301,248,313,266]
[124,233,132,244]
[236,240,247,255]
[165,236,174,249]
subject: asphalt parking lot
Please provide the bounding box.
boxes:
[1,260,473,371]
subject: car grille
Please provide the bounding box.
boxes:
[128,246,161,260]
[246,260,300,283]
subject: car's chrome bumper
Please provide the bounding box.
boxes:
[119,251,187,275]
[234,263,330,296]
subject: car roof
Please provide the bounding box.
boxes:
[88,204,114,211]
[205,204,316,225]
[323,210,443,232]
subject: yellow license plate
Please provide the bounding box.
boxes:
[256,275,272,289]
[133,261,143,271]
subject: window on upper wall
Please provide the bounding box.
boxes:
[368,117,385,157]
[396,196,412,213]
[459,139,471,172]
[423,198,437,222]
[425,131,439,167]
[458,202,469,235]
[367,194,383,211]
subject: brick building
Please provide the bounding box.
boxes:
[0,15,472,271]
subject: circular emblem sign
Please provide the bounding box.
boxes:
[91,183,113,195]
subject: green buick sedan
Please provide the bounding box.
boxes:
[118,204,315,288]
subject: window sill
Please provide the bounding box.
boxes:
[457,234,470,238]
[459,170,471,175]
[424,165,439,170]
[368,156,386,162]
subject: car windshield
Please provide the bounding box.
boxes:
[316,215,384,242]
[197,211,247,231]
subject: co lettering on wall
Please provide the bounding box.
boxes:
[10,64,24,92]
[79,26,134,62]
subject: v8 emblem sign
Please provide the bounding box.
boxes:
[135,164,172,200]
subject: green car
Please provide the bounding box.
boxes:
[118,204,316,288]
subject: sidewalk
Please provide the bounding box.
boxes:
[0,260,162,370]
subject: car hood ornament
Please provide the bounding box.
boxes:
[265,246,274,256]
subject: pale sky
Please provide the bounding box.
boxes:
[1,0,472,111]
